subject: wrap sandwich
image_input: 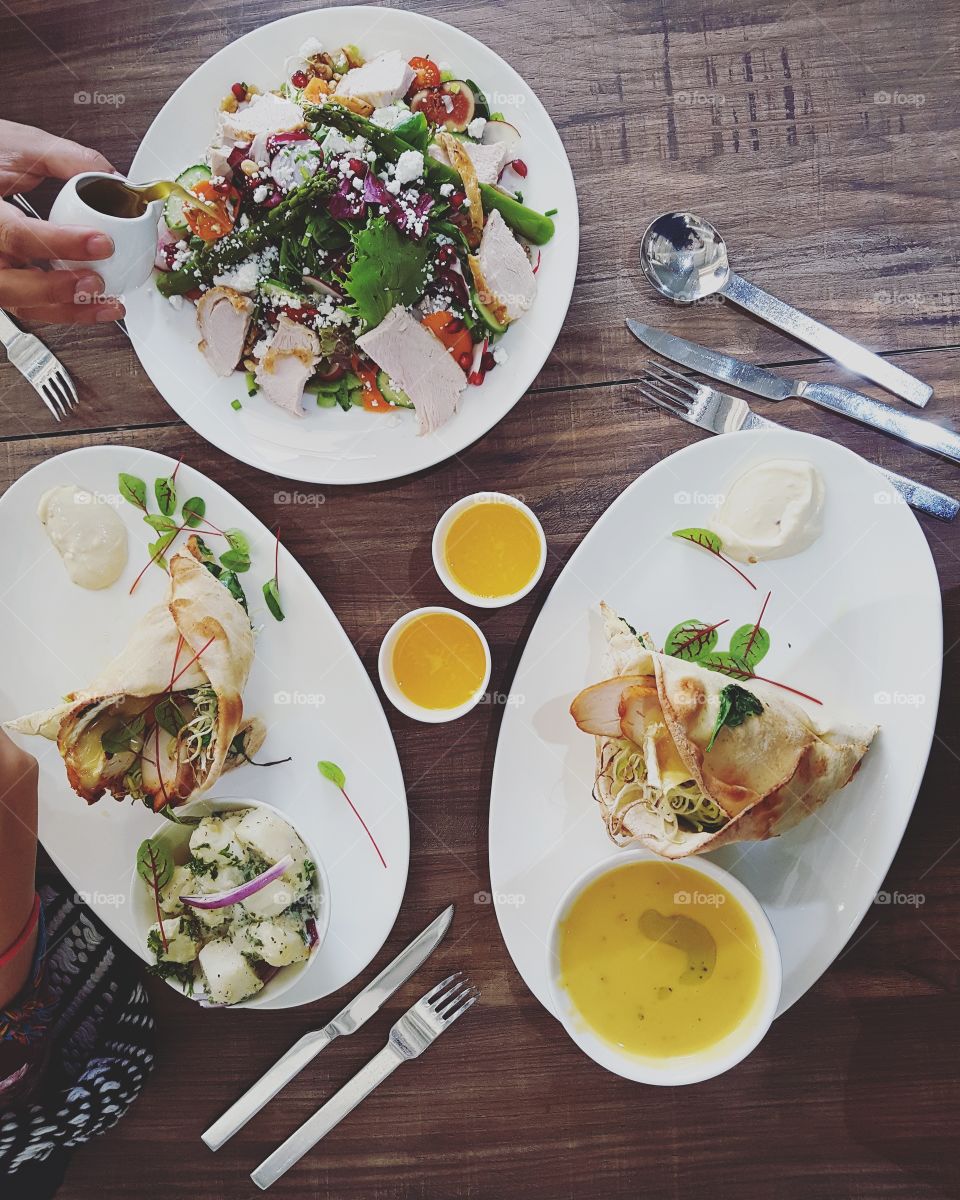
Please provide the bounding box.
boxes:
[7,542,264,812]
[569,602,877,858]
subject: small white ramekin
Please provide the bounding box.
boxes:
[546,849,782,1084]
[431,492,547,609]
[377,606,492,723]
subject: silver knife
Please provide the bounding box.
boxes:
[626,321,960,467]
[633,361,958,521]
[201,905,454,1151]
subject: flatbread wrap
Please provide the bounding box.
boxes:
[569,603,877,858]
[7,544,264,811]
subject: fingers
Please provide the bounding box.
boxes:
[6,299,125,326]
[0,266,107,309]
[0,204,114,265]
[22,127,116,182]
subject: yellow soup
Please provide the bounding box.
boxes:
[558,861,764,1059]
[391,612,487,710]
[444,501,541,599]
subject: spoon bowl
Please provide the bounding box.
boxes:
[639,211,731,303]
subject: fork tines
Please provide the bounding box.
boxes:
[636,360,699,412]
[425,971,480,1023]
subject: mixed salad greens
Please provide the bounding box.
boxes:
[154,39,556,432]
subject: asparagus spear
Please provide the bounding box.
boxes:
[312,102,557,245]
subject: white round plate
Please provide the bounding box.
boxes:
[0,445,409,1009]
[123,7,579,485]
[489,429,942,1018]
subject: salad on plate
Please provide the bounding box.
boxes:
[154,38,557,435]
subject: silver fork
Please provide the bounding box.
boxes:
[251,973,480,1190]
[0,307,78,420]
[636,361,959,521]
[10,192,130,341]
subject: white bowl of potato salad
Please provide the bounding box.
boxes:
[130,797,330,1007]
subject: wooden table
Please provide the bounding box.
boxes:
[3,1,960,1196]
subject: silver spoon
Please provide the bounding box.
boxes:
[639,211,932,408]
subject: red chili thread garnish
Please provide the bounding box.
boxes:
[340,782,387,868]
[169,635,216,690]
[147,843,169,951]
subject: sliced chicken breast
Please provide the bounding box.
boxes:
[356,305,466,436]
[334,51,415,110]
[467,208,537,324]
[196,286,255,378]
[254,315,321,417]
[428,138,507,185]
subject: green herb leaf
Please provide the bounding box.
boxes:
[219,549,251,573]
[155,475,176,516]
[191,535,217,568]
[102,714,146,756]
[706,683,764,752]
[218,569,249,612]
[144,513,177,533]
[225,529,250,557]
[136,836,173,889]
[148,532,177,572]
[263,577,284,622]
[672,527,722,554]
[154,696,186,736]
[182,496,206,528]
[317,760,346,790]
[665,619,721,662]
[729,622,771,669]
[341,218,431,330]
[119,473,148,511]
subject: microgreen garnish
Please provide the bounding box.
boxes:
[118,473,148,512]
[136,836,173,951]
[228,731,291,768]
[663,591,822,706]
[262,527,284,622]
[182,496,206,528]
[664,618,729,661]
[706,684,764,751]
[318,760,386,868]
[155,474,177,517]
[671,527,756,590]
[102,714,146,756]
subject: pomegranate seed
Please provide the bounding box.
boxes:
[436,244,457,267]
[445,316,465,332]
[510,158,528,177]
[231,82,247,102]
[449,190,465,209]
[457,350,473,370]
[348,158,366,175]
[291,70,309,88]
[481,351,496,372]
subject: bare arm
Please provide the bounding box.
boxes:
[0,729,39,1007]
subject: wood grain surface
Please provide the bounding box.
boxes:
[2,1,960,1198]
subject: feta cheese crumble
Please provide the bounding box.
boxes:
[466,116,487,139]
[393,149,424,184]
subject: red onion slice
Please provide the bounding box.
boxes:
[180,854,293,910]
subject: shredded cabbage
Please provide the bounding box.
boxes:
[180,685,218,771]
[594,738,726,844]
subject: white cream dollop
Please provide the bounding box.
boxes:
[38,484,128,589]
[710,459,824,563]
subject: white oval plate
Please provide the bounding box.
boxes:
[489,429,942,1018]
[0,445,409,1009]
[123,7,579,485]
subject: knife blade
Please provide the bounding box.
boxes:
[626,321,960,467]
[201,905,454,1150]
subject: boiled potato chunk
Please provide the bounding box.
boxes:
[199,939,264,1005]
[235,808,308,868]
[189,813,244,865]
[240,916,310,967]
[159,864,194,915]
[152,917,200,963]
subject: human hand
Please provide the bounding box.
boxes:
[0,119,125,324]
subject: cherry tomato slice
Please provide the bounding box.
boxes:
[409,56,442,89]
[351,354,392,412]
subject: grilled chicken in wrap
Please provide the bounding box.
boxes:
[7,545,264,812]
[570,602,876,858]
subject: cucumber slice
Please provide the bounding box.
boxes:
[164,164,212,231]
[376,370,414,408]
[474,297,508,335]
[259,278,307,304]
